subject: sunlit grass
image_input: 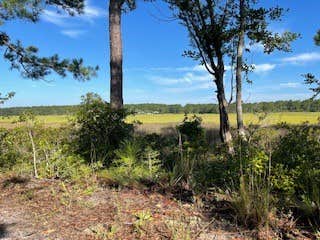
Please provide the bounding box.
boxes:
[0,112,319,128]
[127,112,320,125]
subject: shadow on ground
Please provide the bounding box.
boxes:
[0,224,9,238]
[2,176,30,189]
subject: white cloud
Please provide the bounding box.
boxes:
[253,63,276,73]
[42,1,105,26]
[61,30,86,38]
[281,52,320,64]
[42,10,68,26]
[152,72,210,86]
[165,82,213,93]
[80,1,106,23]
[279,82,300,88]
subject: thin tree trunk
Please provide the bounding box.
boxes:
[109,0,123,109]
[215,72,234,154]
[236,0,245,137]
[28,130,38,178]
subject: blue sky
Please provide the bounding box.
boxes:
[1,0,320,107]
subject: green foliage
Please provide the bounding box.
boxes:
[314,29,320,46]
[0,0,85,24]
[0,92,15,104]
[0,0,98,81]
[0,120,92,181]
[172,115,208,188]
[136,133,178,172]
[231,174,273,228]
[272,125,320,224]
[304,73,320,99]
[302,30,320,100]
[0,127,25,170]
[167,0,298,73]
[177,115,205,145]
[224,132,276,228]
[74,93,133,165]
[38,150,92,181]
[105,140,162,186]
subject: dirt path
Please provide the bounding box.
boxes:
[0,175,254,240]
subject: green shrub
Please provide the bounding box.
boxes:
[0,127,32,172]
[137,133,178,172]
[0,122,88,181]
[73,93,133,166]
[38,150,92,181]
[272,124,320,224]
[177,114,206,146]
[103,140,162,186]
[229,145,274,228]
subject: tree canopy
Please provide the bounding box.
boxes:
[0,0,98,81]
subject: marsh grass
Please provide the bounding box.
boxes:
[1,112,319,129]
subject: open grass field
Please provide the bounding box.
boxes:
[0,112,319,129]
[127,112,320,125]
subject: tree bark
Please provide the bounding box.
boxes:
[215,71,234,154]
[109,0,123,109]
[236,0,245,137]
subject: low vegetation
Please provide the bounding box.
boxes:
[0,112,319,129]
[0,93,319,239]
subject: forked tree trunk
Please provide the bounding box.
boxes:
[109,0,123,109]
[236,0,246,137]
[215,72,234,154]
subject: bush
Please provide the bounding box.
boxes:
[74,93,133,166]
[170,115,209,190]
[272,124,320,224]
[38,150,92,182]
[0,121,91,181]
[101,140,163,187]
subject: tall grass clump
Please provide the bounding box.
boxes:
[231,148,274,228]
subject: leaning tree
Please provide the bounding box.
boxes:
[0,0,98,102]
[166,0,298,151]
[166,0,239,152]
[234,0,298,137]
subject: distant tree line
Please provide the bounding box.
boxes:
[0,99,319,116]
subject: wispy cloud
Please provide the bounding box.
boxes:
[281,52,320,64]
[152,72,210,86]
[61,30,87,38]
[165,82,213,93]
[82,2,105,20]
[253,63,276,73]
[279,82,301,88]
[42,10,68,26]
[41,0,105,37]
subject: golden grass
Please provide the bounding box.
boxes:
[127,112,320,125]
[0,112,319,129]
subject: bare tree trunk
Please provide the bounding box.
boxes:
[28,130,38,178]
[236,0,245,137]
[215,72,234,154]
[109,0,123,109]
